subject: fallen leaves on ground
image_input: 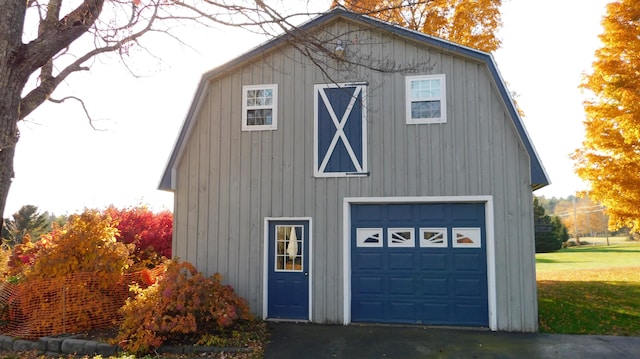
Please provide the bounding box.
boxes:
[537,266,640,335]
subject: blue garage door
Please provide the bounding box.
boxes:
[351,203,488,326]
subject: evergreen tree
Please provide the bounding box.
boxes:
[1,205,50,246]
[551,216,569,244]
[534,197,568,253]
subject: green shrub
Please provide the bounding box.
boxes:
[534,198,568,253]
[536,232,561,253]
[117,260,252,355]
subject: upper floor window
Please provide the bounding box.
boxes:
[405,74,446,124]
[242,84,278,131]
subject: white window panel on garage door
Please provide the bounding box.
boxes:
[356,228,383,247]
[387,228,415,247]
[420,228,448,247]
[452,227,482,248]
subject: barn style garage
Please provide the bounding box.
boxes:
[160,7,549,332]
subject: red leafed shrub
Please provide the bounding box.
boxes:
[117,261,252,355]
[7,233,40,277]
[104,206,172,266]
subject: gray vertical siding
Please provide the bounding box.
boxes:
[172,19,538,331]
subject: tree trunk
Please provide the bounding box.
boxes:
[0,63,25,230]
[0,0,28,228]
[1,0,111,226]
[0,145,16,228]
[0,87,21,226]
[0,86,23,232]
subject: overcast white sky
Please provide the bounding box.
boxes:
[3,0,610,217]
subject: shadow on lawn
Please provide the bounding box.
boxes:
[536,258,584,264]
[566,248,640,253]
[537,280,640,336]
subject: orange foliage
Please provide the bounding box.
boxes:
[553,197,608,238]
[117,261,252,355]
[0,210,140,338]
[573,0,640,231]
[25,210,132,283]
[336,0,502,52]
[0,267,164,339]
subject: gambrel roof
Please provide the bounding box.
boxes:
[159,7,550,191]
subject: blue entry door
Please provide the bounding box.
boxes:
[267,220,310,320]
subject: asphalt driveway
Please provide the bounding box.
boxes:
[264,322,640,359]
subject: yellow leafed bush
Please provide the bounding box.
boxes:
[0,210,135,338]
[26,210,132,282]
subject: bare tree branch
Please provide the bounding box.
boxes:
[20,0,106,77]
[48,96,102,130]
[1,0,493,226]
[19,0,162,119]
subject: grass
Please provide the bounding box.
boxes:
[536,240,640,336]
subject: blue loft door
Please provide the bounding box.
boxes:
[315,83,367,176]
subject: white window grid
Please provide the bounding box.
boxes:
[275,225,304,272]
[405,74,446,124]
[387,228,415,248]
[420,228,448,247]
[242,84,278,131]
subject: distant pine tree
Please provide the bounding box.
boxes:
[1,205,50,246]
[534,197,568,253]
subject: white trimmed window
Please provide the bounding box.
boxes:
[356,228,383,247]
[387,228,415,248]
[420,228,448,247]
[242,84,278,131]
[405,74,446,124]
[452,227,482,248]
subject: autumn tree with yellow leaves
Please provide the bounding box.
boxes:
[553,197,609,240]
[573,0,640,232]
[334,0,502,52]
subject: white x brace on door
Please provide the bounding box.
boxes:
[314,83,367,177]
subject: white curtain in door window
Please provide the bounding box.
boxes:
[286,227,298,260]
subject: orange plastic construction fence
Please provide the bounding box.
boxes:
[0,266,164,340]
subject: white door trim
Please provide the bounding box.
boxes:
[342,196,497,330]
[262,217,313,321]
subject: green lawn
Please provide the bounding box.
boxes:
[536,241,640,335]
[537,240,640,273]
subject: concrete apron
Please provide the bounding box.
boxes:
[264,322,640,359]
